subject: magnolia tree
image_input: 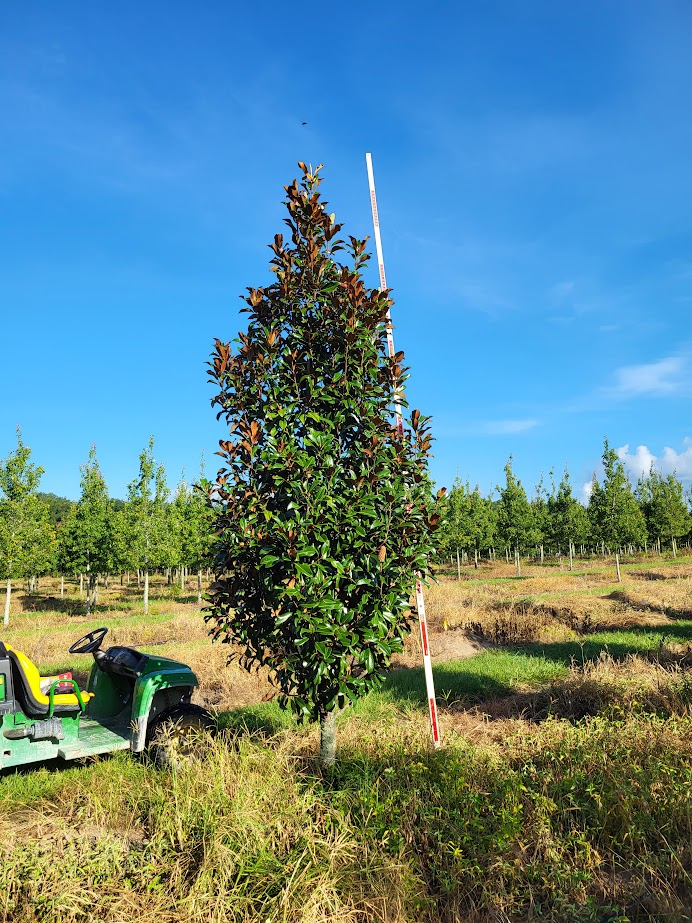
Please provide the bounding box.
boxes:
[204,164,442,764]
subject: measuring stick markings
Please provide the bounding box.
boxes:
[365,152,441,747]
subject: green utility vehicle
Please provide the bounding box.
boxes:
[0,627,214,771]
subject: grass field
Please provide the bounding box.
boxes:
[1,553,691,922]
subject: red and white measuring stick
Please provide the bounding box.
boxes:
[365,152,440,748]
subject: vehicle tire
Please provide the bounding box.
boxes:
[146,703,215,769]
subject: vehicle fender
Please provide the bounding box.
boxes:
[130,670,198,752]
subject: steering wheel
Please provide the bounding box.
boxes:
[69,626,109,655]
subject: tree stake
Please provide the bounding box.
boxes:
[365,152,440,747]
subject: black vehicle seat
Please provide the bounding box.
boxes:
[4,644,94,716]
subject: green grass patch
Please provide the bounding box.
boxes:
[524,621,692,667]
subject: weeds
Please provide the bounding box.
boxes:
[2,717,690,922]
[2,565,692,921]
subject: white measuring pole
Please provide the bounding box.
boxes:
[365,153,404,439]
[365,152,440,747]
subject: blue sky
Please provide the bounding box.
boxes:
[1,1,691,502]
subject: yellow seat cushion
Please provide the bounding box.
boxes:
[6,645,94,707]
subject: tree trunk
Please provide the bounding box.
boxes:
[539,543,544,565]
[569,542,574,572]
[143,569,149,615]
[320,709,337,766]
[197,569,203,605]
[79,573,84,594]
[86,576,93,617]
[474,548,478,569]
[615,551,622,583]
[672,536,677,558]
[515,546,521,577]
[456,547,461,581]
[60,575,64,598]
[3,579,11,628]
[180,566,185,591]
[505,547,510,564]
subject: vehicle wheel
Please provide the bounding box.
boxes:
[146,703,215,769]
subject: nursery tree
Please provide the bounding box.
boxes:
[58,446,114,615]
[468,486,498,566]
[0,429,53,626]
[547,467,591,569]
[171,458,213,603]
[125,437,170,614]
[531,473,549,564]
[205,164,442,764]
[497,457,535,575]
[637,467,690,557]
[444,479,475,578]
[588,439,647,581]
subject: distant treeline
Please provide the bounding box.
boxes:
[439,439,692,577]
[0,433,211,625]
[3,431,692,624]
[36,492,126,528]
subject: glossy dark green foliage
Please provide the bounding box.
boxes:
[204,164,442,723]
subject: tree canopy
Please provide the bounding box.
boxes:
[204,164,441,760]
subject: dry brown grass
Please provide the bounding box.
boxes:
[2,563,692,923]
[456,652,692,724]
[427,557,692,646]
[3,556,691,715]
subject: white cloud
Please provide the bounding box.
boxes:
[580,479,594,504]
[616,438,692,482]
[611,356,687,397]
[661,437,692,479]
[481,419,539,435]
[616,443,656,480]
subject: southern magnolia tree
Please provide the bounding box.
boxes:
[58,446,114,615]
[588,439,647,581]
[0,429,54,626]
[204,164,442,764]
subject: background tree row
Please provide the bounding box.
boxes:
[438,439,692,579]
[0,431,213,624]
